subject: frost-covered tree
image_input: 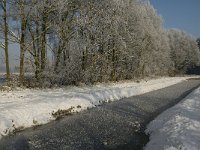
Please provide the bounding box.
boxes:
[1,0,199,86]
[197,38,200,50]
[168,29,200,73]
[37,0,200,85]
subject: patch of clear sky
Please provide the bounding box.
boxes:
[149,0,200,38]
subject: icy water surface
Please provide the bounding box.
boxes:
[0,80,199,150]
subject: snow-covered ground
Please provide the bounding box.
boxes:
[145,87,200,150]
[0,77,194,140]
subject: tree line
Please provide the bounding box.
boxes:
[0,0,200,86]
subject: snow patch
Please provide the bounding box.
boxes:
[0,77,193,139]
[145,86,200,150]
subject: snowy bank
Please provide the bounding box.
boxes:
[145,86,200,150]
[0,77,193,139]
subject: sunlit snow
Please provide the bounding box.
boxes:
[145,86,200,150]
[0,77,192,139]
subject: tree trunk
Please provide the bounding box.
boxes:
[41,13,47,71]
[35,19,40,79]
[3,0,10,80]
[111,47,116,81]
[19,1,26,83]
[55,44,62,72]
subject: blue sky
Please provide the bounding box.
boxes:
[149,0,200,38]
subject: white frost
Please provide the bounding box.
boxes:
[145,86,200,150]
[0,77,192,139]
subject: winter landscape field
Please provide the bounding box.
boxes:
[0,77,191,139]
[0,0,200,149]
[0,76,199,149]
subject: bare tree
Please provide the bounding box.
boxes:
[0,0,10,80]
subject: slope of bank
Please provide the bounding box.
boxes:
[145,86,200,150]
